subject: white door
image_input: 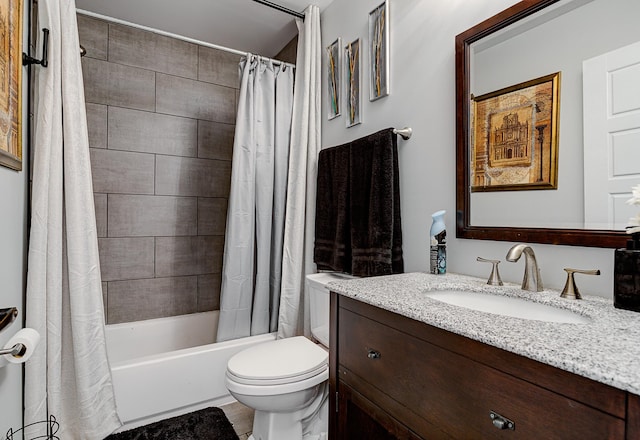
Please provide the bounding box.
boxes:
[584,40,640,229]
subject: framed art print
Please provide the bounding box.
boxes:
[327,38,341,120]
[369,1,389,101]
[0,0,23,171]
[471,72,560,192]
[345,38,362,128]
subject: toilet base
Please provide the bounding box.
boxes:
[250,410,303,440]
[248,432,327,440]
[247,384,328,440]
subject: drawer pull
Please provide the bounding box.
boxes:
[489,411,515,431]
[367,349,381,359]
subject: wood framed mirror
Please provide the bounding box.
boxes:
[455,0,638,248]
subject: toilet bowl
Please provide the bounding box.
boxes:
[225,272,355,440]
[226,336,328,440]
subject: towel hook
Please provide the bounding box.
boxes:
[23,28,49,68]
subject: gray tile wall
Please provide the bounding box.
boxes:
[275,36,298,65]
[78,14,240,324]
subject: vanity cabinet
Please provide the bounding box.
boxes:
[329,293,638,439]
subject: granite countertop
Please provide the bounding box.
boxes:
[327,272,640,395]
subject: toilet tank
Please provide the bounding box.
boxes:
[306,272,356,347]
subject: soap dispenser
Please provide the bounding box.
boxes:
[614,230,640,312]
[430,210,446,274]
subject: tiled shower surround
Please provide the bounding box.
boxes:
[78,14,241,324]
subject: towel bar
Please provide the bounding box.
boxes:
[393,127,412,140]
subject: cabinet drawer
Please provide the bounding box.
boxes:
[338,308,625,439]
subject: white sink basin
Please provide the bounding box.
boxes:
[425,290,591,324]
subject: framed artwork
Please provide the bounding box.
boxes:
[326,38,341,120]
[345,38,361,128]
[471,72,560,192]
[0,0,23,171]
[369,1,389,101]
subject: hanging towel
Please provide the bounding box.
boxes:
[350,128,404,276]
[314,143,352,273]
[314,128,403,277]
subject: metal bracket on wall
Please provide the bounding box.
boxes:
[0,307,18,333]
[22,28,49,68]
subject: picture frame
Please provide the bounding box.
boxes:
[345,38,361,128]
[0,0,23,171]
[368,1,389,101]
[326,38,341,120]
[470,72,560,192]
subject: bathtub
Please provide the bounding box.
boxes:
[105,311,275,430]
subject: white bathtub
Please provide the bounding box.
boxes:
[105,311,275,431]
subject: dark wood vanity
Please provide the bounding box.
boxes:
[329,293,640,439]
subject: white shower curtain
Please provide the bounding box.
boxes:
[277,5,322,339]
[24,0,121,438]
[217,5,321,342]
[217,56,295,341]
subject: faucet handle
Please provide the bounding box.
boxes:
[560,268,600,300]
[477,257,503,286]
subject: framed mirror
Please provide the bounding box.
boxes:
[456,0,640,248]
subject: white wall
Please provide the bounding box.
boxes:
[0,147,28,431]
[320,0,617,297]
[0,0,30,432]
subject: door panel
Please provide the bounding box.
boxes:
[584,40,640,229]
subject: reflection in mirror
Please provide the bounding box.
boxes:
[456,0,640,247]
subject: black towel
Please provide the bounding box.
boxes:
[350,128,403,276]
[313,128,403,277]
[314,143,351,273]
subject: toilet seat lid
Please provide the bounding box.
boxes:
[227,336,328,383]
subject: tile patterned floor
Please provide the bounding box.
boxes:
[221,401,254,440]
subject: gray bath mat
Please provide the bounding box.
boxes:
[105,407,239,440]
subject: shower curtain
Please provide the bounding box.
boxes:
[217,57,295,341]
[24,0,121,438]
[277,5,321,339]
[217,5,320,342]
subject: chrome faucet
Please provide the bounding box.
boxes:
[506,244,543,292]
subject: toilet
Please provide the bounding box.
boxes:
[225,272,354,440]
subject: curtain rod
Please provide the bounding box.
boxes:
[252,0,305,21]
[75,9,296,69]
